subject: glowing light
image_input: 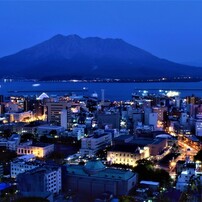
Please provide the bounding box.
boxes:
[166,91,180,97]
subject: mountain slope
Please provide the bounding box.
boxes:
[0,34,201,80]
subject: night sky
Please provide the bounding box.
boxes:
[0,0,202,66]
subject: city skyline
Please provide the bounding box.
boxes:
[0,0,202,66]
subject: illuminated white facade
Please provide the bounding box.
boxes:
[5,111,33,122]
[17,143,54,158]
[107,146,150,167]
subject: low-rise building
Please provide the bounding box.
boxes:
[0,134,21,151]
[63,160,137,201]
[148,138,167,156]
[10,154,41,178]
[5,111,33,122]
[107,145,150,167]
[80,132,112,156]
[37,125,65,139]
[176,163,202,191]
[17,164,62,196]
[17,143,54,158]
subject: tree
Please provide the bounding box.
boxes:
[194,149,202,162]
[133,158,172,187]
[154,169,172,188]
[49,129,57,137]
[119,195,135,202]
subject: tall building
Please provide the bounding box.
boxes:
[60,107,72,130]
[46,102,71,126]
[195,120,202,137]
[24,99,44,117]
[149,112,158,129]
[152,107,167,122]
[144,107,152,125]
[61,109,67,129]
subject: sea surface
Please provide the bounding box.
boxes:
[1,81,202,101]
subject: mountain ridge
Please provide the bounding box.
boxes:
[0,34,201,80]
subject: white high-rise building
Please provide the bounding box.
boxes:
[61,108,67,129]
[149,112,158,129]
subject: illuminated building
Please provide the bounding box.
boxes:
[148,138,167,156]
[63,160,137,201]
[24,98,44,117]
[17,143,54,158]
[107,145,150,167]
[5,111,33,122]
[152,106,167,122]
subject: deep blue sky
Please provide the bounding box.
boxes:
[0,0,202,65]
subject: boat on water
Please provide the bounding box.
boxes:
[32,83,41,87]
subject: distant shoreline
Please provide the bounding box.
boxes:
[1,77,202,83]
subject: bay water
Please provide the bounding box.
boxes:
[1,81,202,101]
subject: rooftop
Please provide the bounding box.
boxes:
[151,138,165,145]
[110,144,140,153]
[66,160,136,180]
[140,180,159,186]
[0,183,11,191]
